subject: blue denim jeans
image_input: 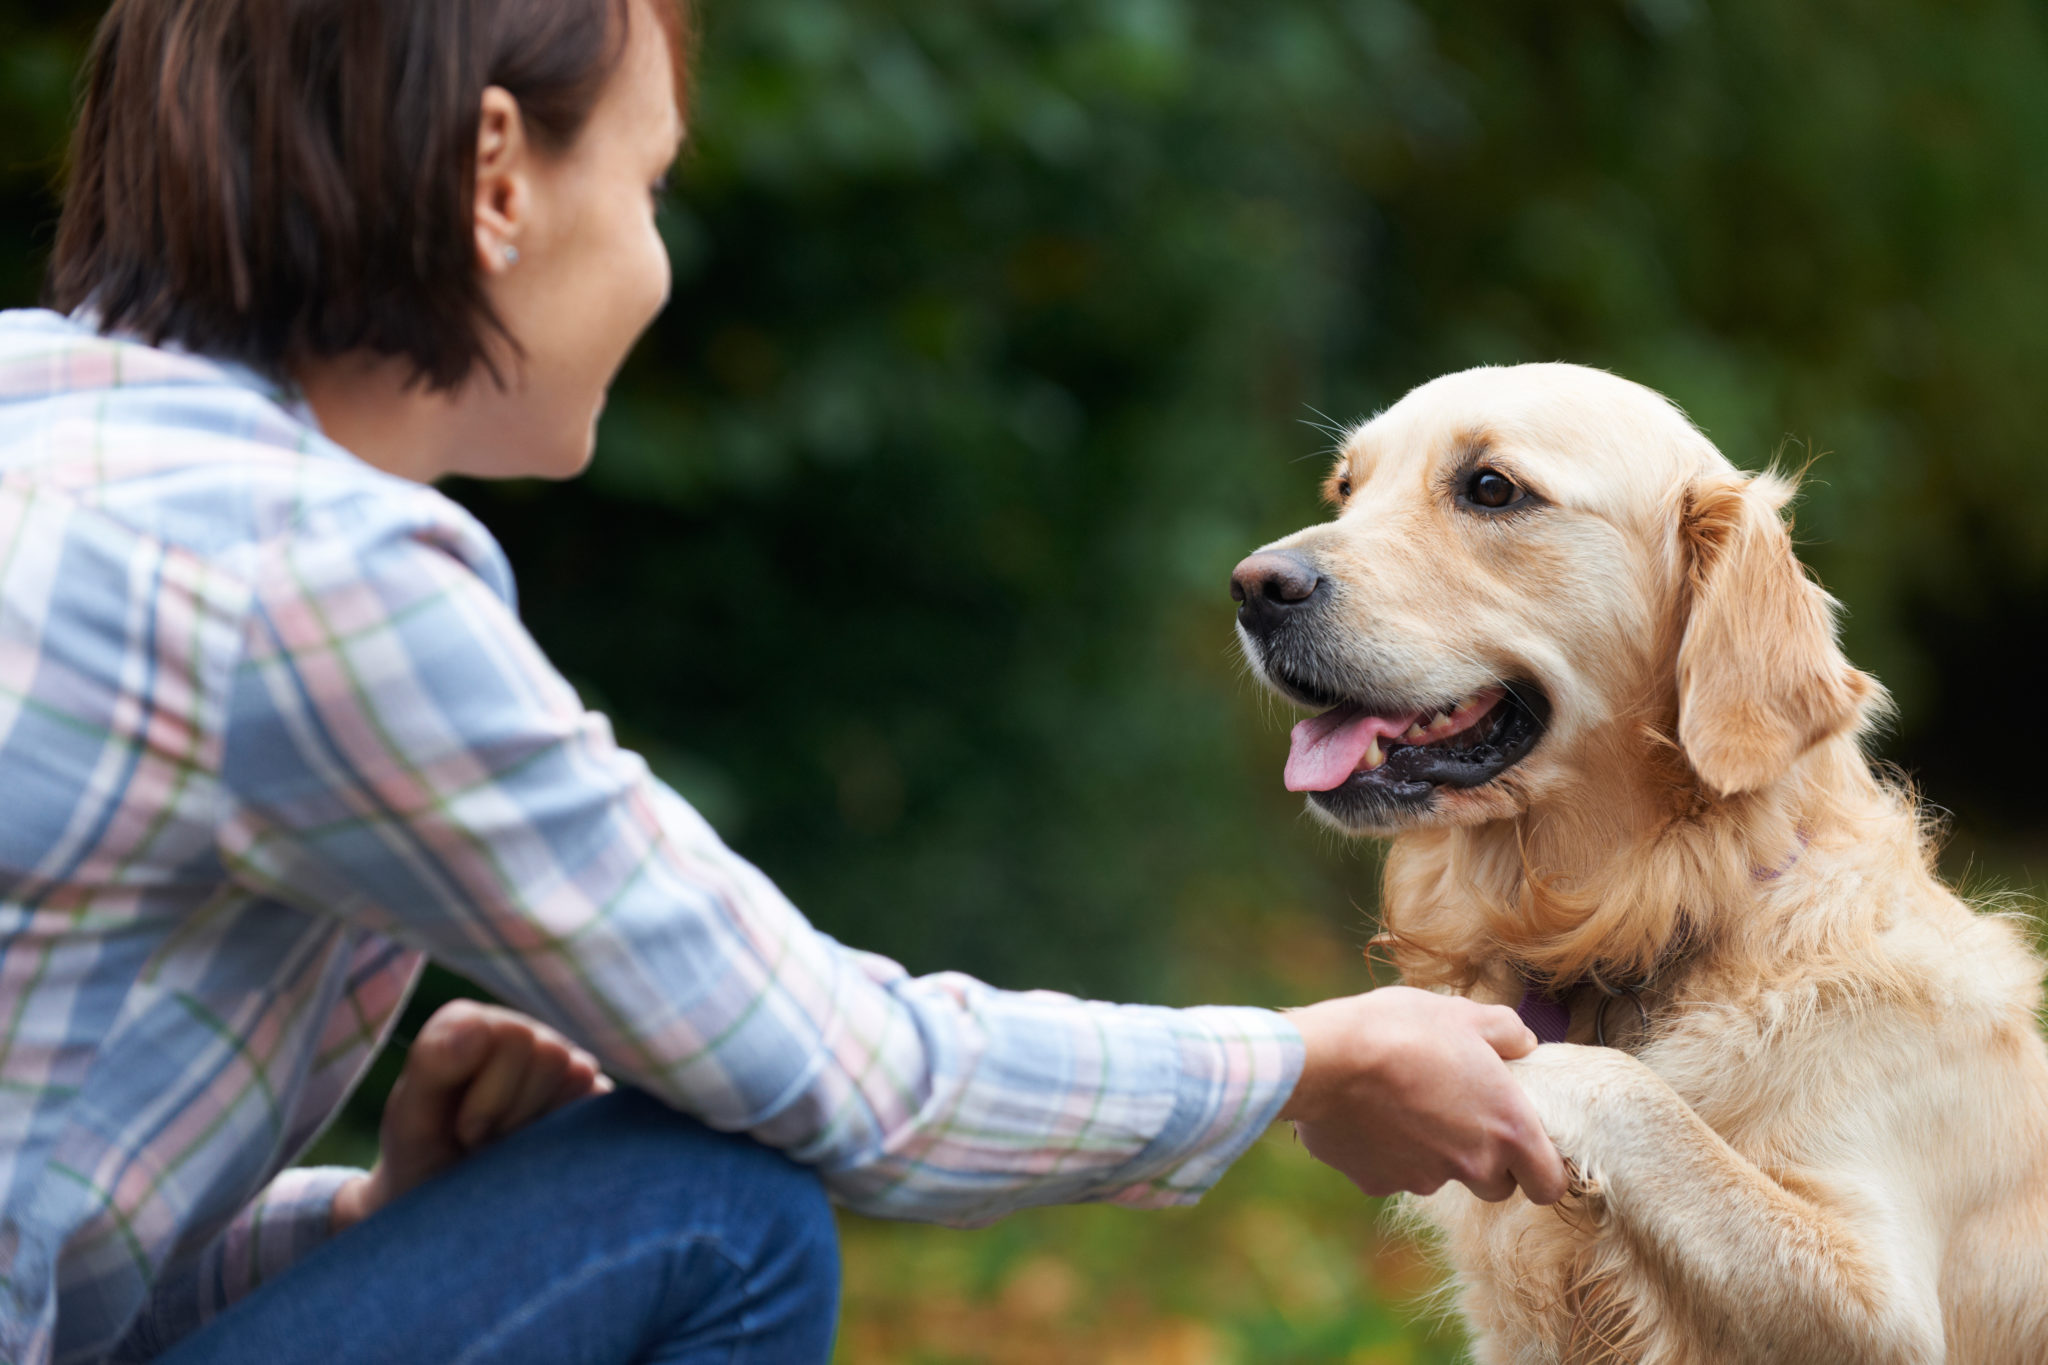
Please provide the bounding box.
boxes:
[151,1090,841,1364]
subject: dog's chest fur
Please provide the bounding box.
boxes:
[1403,872,2048,1365]
[1409,1000,1779,1365]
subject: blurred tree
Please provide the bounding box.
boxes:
[5,0,2048,1008]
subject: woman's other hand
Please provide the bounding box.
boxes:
[331,1000,612,1232]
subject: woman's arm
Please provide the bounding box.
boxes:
[215,504,1304,1224]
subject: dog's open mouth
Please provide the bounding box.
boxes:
[1281,682,1550,819]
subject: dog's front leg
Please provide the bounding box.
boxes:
[1509,1044,1943,1365]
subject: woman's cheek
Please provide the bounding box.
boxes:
[587,219,664,373]
[637,219,672,330]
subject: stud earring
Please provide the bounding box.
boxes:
[503,245,521,265]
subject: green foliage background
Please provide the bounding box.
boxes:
[6,0,2048,1358]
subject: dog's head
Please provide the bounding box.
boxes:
[1236,363,1879,835]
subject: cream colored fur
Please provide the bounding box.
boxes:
[1247,364,2048,1363]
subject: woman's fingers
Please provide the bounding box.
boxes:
[1462,1168,1520,1202]
[551,1049,613,1108]
[494,1032,579,1140]
[452,1018,536,1148]
[384,1000,494,1153]
[442,1005,606,1147]
[357,1001,611,1226]
[1282,987,1571,1207]
[405,999,497,1096]
[1473,1001,1540,1059]
[1503,1100,1570,1206]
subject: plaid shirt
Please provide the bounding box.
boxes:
[0,310,1302,1365]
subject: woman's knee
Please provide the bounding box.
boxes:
[546,1089,839,1277]
[752,1150,840,1336]
[571,1091,840,1345]
[489,1090,839,1348]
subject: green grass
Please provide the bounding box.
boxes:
[832,1131,1466,1364]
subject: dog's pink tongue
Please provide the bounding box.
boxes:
[1284,705,1420,792]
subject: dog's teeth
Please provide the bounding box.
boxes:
[1363,736,1384,770]
[1403,723,1428,741]
[1430,711,1452,730]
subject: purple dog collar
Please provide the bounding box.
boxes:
[1516,987,1572,1045]
[1516,978,1644,1047]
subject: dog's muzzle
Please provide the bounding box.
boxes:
[1230,550,1327,646]
[1230,549,1551,827]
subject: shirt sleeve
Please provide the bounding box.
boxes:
[112,1167,358,1360]
[214,503,1303,1225]
[199,1168,357,1303]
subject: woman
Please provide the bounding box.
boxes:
[0,0,1564,1361]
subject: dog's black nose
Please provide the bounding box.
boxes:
[1231,550,1323,636]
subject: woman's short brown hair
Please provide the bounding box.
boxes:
[48,0,690,390]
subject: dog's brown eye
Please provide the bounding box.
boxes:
[1337,478,1352,500]
[1464,469,1521,510]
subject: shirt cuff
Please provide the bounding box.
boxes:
[1099,1005,1305,1208]
[209,1165,361,1307]
[115,1166,362,1360]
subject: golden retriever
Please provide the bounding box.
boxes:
[1231,363,2048,1364]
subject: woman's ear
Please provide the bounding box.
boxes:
[1675,472,1879,798]
[473,86,531,274]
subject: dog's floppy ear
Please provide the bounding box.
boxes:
[1676,472,1877,798]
